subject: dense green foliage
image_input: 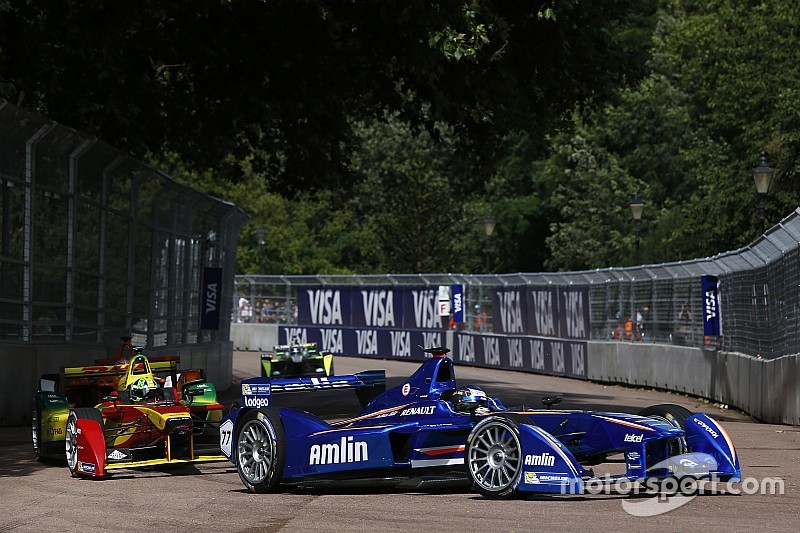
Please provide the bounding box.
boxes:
[3,1,798,275]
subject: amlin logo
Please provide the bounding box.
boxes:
[309,436,369,465]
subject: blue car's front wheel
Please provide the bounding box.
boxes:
[236,408,286,493]
[466,416,524,499]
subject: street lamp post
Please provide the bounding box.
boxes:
[752,151,774,233]
[483,213,495,273]
[630,194,644,265]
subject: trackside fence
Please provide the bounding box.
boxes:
[0,100,248,426]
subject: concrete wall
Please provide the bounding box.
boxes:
[1,341,233,427]
[587,342,799,426]
[230,323,280,352]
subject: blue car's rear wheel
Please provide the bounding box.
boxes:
[236,408,286,493]
[466,416,524,499]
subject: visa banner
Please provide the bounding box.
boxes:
[276,326,588,379]
[453,332,587,380]
[451,284,464,323]
[277,325,443,361]
[296,286,446,330]
[492,286,590,339]
[701,275,722,336]
[200,267,222,330]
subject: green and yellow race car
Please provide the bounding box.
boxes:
[260,340,334,378]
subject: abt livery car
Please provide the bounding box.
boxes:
[220,348,740,498]
[261,340,334,378]
[32,346,227,478]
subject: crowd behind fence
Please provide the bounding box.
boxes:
[235,208,800,361]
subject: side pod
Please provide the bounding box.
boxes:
[75,419,107,477]
[684,414,741,480]
[517,424,584,495]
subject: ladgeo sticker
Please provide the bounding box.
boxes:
[402,383,410,396]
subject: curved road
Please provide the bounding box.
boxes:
[0,352,797,531]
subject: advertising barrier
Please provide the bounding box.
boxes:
[453,332,588,380]
[492,286,590,339]
[278,325,445,361]
[278,325,587,379]
[296,286,448,330]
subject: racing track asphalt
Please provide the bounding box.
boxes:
[0,351,798,532]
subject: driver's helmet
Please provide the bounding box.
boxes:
[290,345,304,363]
[451,385,490,413]
[129,376,158,402]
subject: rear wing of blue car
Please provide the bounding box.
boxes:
[239,370,386,409]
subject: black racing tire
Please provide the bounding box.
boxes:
[638,404,693,456]
[235,408,286,493]
[65,408,104,478]
[637,404,693,430]
[466,415,526,499]
[225,400,242,417]
[32,400,43,461]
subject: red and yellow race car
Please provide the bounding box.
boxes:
[32,343,227,478]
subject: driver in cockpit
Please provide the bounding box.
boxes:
[128,376,160,402]
[450,385,493,415]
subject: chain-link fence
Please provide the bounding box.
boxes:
[235,208,800,360]
[0,100,248,350]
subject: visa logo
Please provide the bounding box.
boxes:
[562,290,587,338]
[361,290,396,327]
[497,291,523,333]
[458,335,475,363]
[483,337,500,366]
[308,290,343,325]
[412,290,439,328]
[321,329,343,353]
[530,340,545,371]
[390,331,411,357]
[356,330,378,355]
[530,290,555,336]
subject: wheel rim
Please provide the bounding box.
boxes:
[32,408,40,455]
[469,421,522,492]
[238,418,275,485]
[65,414,78,472]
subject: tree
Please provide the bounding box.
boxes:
[347,113,484,273]
[543,132,640,270]
[542,1,800,269]
[1,1,658,196]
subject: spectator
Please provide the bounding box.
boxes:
[676,302,692,344]
[259,300,271,323]
[237,296,249,323]
[636,308,645,341]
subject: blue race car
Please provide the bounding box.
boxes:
[219,348,740,498]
